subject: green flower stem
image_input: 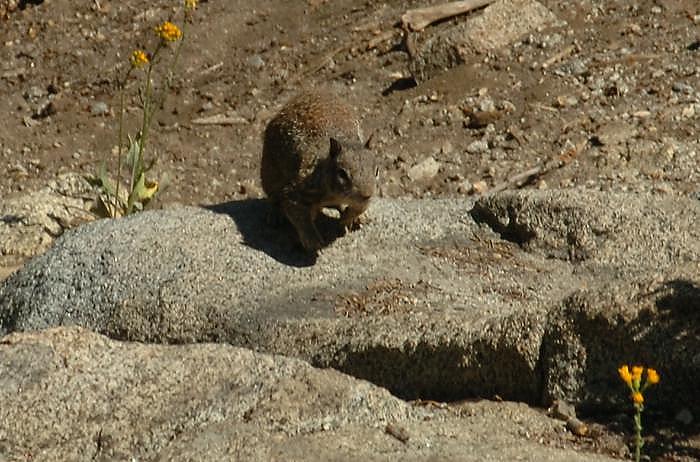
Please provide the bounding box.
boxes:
[114,66,133,218]
[115,88,125,216]
[633,406,643,462]
[128,41,162,215]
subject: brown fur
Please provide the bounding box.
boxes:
[261,90,377,251]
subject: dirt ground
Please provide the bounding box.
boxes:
[1,0,699,460]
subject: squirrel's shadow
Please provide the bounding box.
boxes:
[205,199,345,268]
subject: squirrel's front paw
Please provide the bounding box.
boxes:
[298,232,324,252]
[341,213,369,232]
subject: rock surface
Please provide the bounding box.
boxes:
[1,191,698,415]
[0,327,620,461]
[409,0,561,82]
[0,173,96,267]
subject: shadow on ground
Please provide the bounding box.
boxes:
[205,199,346,267]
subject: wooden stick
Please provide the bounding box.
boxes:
[483,139,588,196]
[541,44,576,69]
[401,0,495,31]
[485,166,543,196]
[191,114,247,126]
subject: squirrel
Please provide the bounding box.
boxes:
[261,90,378,252]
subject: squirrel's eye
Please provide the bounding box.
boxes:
[336,168,350,186]
[374,167,380,178]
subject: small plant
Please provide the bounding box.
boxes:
[618,364,660,462]
[95,0,197,217]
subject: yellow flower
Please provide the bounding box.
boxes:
[155,21,182,42]
[646,368,660,385]
[184,0,197,9]
[631,365,643,385]
[632,391,644,405]
[130,50,149,68]
[618,365,632,385]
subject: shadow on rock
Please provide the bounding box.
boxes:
[205,199,345,267]
[644,418,700,462]
[541,277,700,419]
[654,279,700,316]
[334,340,541,403]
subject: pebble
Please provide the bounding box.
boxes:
[466,140,489,154]
[407,157,440,183]
[681,105,696,119]
[440,141,454,155]
[555,95,578,108]
[478,98,496,112]
[90,101,109,116]
[24,86,45,102]
[247,55,265,69]
[675,408,693,425]
[34,99,55,119]
[471,180,488,194]
[568,59,588,76]
[671,82,694,94]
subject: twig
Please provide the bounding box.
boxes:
[486,166,543,196]
[200,62,224,75]
[541,44,576,69]
[191,114,247,125]
[305,44,349,75]
[483,139,588,196]
[529,103,559,113]
[367,29,398,50]
[401,0,494,32]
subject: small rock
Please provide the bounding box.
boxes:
[407,157,441,182]
[592,122,636,146]
[681,105,695,119]
[466,140,489,154]
[671,82,694,94]
[478,98,496,112]
[465,110,504,129]
[24,86,45,102]
[548,399,576,421]
[675,408,693,425]
[547,400,588,436]
[499,100,516,112]
[471,180,488,194]
[457,180,473,194]
[567,59,588,76]
[440,141,454,155]
[90,101,110,116]
[555,95,578,108]
[34,99,56,119]
[247,55,265,69]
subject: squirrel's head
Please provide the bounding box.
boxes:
[323,136,378,205]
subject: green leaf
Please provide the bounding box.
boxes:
[125,135,141,169]
[133,174,159,203]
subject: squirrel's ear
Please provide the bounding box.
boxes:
[329,137,342,158]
